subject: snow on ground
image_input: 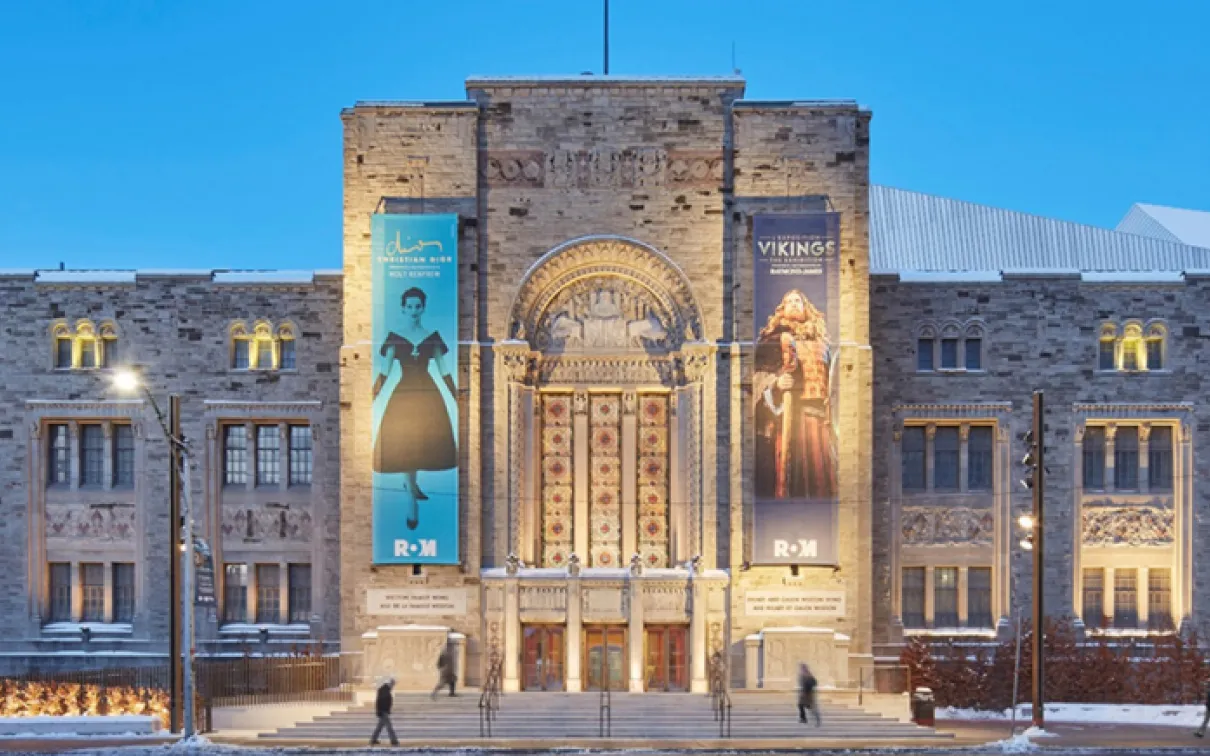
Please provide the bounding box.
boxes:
[941,702,1206,727]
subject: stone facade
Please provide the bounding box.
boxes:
[0,271,342,670]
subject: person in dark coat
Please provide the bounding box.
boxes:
[370,677,398,746]
[1195,680,1210,737]
[431,640,458,699]
[798,662,821,726]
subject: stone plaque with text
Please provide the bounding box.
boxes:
[366,588,468,616]
[744,590,846,618]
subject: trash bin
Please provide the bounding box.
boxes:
[911,687,935,727]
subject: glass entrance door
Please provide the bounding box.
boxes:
[645,625,688,691]
[522,625,565,691]
[584,625,627,691]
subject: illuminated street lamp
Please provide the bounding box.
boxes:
[111,368,195,737]
[1017,392,1045,728]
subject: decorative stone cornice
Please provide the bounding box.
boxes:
[1073,402,1193,416]
[893,402,1012,419]
[25,399,144,413]
[202,400,322,415]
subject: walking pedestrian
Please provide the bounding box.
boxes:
[370,677,398,746]
[431,639,458,699]
[798,662,821,727]
[1194,679,1210,737]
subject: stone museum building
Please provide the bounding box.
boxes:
[3,75,1210,693]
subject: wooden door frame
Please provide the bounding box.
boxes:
[644,623,690,692]
[521,624,566,692]
[582,624,627,692]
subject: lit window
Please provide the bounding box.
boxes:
[901,427,926,492]
[1149,569,1173,631]
[252,323,275,370]
[1121,323,1143,371]
[223,425,248,486]
[79,337,97,369]
[256,564,281,624]
[256,425,281,486]
[289,425,313,486]
[288,564,311,624]
[79,424,104,486]
[81,563,104,622]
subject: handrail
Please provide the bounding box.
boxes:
[598,651,612,738]
[478,655,502,738]
[707,651,731,738]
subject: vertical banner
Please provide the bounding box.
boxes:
[371,214,459,564]
[751,213,841,565]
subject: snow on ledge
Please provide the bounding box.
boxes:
[898,270,1003,283]
[36,270,136,284]
[905,627,998,638]
[940,702,1206,727]
[1081,271,1186,283]
[213,270,315,285]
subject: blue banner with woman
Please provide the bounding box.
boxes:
[371,214,459,564]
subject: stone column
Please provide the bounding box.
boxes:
[621,392,638,561]
[690,574,707,693]
[503,577,520,692]
[890,426,904,635]
[744,634,761,689]
[70,561,82,622]
[69,421,80,490]
[566,567,583,692]
[628,571,644,692]
[573,392,590,560]
[519,386,538,563]
[924,425,936,492]
[728,342,744,573]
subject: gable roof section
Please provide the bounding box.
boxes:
[1117,203,1210,248]
[870,185,1210,274]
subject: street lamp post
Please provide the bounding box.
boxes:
[1017,390,1045,729]
[112,370,196,737]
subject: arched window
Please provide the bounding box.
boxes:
[1098,324,1118,371]
[99,322,120,368]
[252,322,275,370]
[916,325,936,372]
[1145,323,1167,370]
[939,323,961,370]
[1121,322,1144,372]
[277,323,297,370]
[76,322,98,369]
[230,322,251,370]
[52,323,72,369]
[964,323,985,371]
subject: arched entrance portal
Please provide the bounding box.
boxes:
[499,236,713,571]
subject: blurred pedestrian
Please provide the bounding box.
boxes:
[431,639,458,699]
[1194,679,1210,738]
[370,677,398,746]
[798,662,821,727]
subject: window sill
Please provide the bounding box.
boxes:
[904,627,997,638]
[219,623,310,635]
[1085,627,1176,638]
[42,622,134,635]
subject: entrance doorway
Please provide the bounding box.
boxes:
[522,625,565,691]
[644,625,688,691]
[584,625,627,691]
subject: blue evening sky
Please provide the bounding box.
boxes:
[0,0,1206,270]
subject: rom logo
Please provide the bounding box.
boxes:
[395,539,437,558]
[773,539,817,559]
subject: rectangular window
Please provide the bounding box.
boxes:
[47,423,70,486]
[934,567,959,627]
[256,425,281,487]
[940,338,958,369]
[1115,426,1139,491]
[967,567,993,627]
[1123,342,1139,371]
[101,338,119,368]
[112,563,135,623]
[223,564,248,624]
[902,567,925,629]
[1099,339,1116,371]
[1146,339,1163,370]
[1082,568,1104,629]
[288,564,312,624]
[916,339,934,371]
[79,424,104,486]
[1149,426,1173,492]
[49,562,72,622]
[964,338,982,370]
[80,563,104,622]
[967,426,994,491]
[55,337,73,369]
[112,424,135,487]
[223,425,248,486]
[79,339,97,369]
[233,339,250,370]
[256,339,274,370]
[1114,568,1138,629]
[933,427,960,491]
[280,339,296,370]
[1083,426,1106,490]
[256,564,281,624]
[288,425,313,486]
[901,427,926,492]
[1148,568,1173,631]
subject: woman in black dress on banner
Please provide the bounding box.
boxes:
[372,287,457,530]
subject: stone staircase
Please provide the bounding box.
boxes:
[263,689,948,742]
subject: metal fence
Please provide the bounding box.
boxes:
[196,655,348,707]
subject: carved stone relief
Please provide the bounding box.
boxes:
[483,148,719,190]
[45,505,136,541]
[482,150,545,188]
[643,584,688,617]
[901,506,994,546]
[535,277,674,353]
[519,584,567,613]
[1083,502,1174,547]
[221,506,313,543]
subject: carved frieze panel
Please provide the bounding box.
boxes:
[581,585,627,621]
[45,505,136,542]
[519,584,567,613]
[535,276,675,354]
[221,506,313,543]
[537,356,675,386]
[482,150,545,188]
[1083,503,1174,547]
[643,583,688,618]
[901,506,994,546]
